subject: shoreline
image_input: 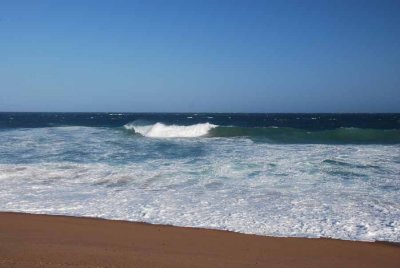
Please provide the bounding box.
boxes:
[2,211,400,245]
[1,212,399,267]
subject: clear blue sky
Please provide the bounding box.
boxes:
[1,0,399,112]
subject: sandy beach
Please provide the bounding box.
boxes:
[2,0,400,266]
[0,212,399,268]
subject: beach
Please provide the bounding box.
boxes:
[1,113,399,267]
[0,212,399,267]
[1,113,400,243]
[2,0,400,266]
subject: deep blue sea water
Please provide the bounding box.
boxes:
[0,113,399,241]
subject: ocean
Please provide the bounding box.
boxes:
[0,112,399,242]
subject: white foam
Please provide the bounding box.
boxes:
[124,122,217,138]
[0,126,399,242]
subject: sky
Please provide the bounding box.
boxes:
[0,0,399,113]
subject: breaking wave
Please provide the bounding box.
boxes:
[124,122,217,138]
[124,122,400,143]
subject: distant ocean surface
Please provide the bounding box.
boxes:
[1,113,399,242]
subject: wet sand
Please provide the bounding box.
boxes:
[0,212,399,267]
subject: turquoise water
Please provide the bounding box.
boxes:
[0,113,399,242]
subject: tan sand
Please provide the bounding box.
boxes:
[0,212,399,267]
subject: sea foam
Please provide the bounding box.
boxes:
[124,122,217,138]
[1,125,400,242]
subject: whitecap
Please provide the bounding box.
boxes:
[124,122,217,138]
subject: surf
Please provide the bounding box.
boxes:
[124,121,400,144]
[124,122,217,138]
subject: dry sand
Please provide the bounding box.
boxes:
[0,212,399,267]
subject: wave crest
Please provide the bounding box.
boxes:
[124,122,217,138]
[210,126,400,144]
[123,122,400,143]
